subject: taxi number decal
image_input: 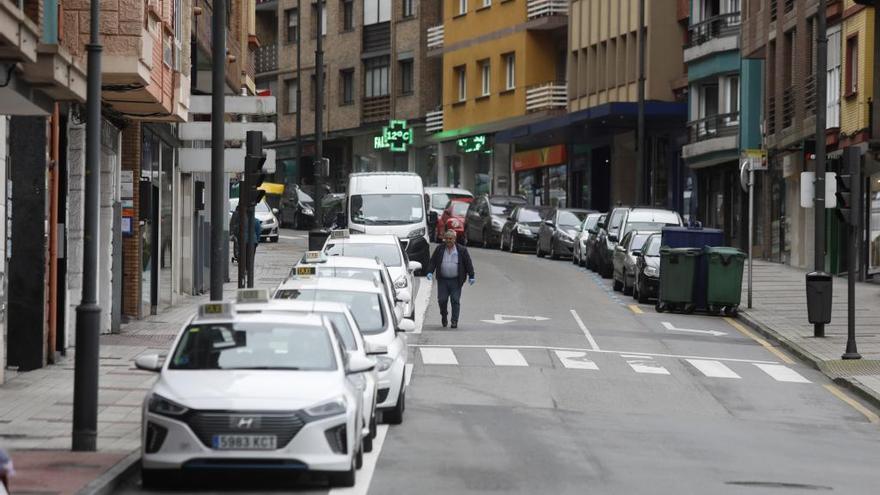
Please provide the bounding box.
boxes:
[297,266,316,276]
[202,304,224,314]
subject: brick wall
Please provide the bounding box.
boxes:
[121,123,142,319]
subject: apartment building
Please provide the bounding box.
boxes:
[255,0,442,193]
[683,0,763,250]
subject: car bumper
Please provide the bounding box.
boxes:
[642,276,659,297]
[557,240,574,255]
[141,410,357,472]
[375,351,406,410]
[512,232,537,249]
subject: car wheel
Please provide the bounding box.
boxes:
[370,414,377,439]
[483,228,490,249]
[499,235,505,251]
[384,384,405,425]
[638,281,650,304]
[612,275,623,292]
[510,236,518,253]
[363,429,373,452]
[329,460,356,487]
[550,240,558,260]
[536,241,544,258]
[623,271,633,295]
[355,442,364,469]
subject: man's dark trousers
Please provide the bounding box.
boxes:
[437,276,462,323]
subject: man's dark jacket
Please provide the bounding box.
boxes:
[427,242,475,287]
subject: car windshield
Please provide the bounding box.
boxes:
[274,289,386,334]
[350,194,423,225]
[558,211,588,227]
[629,234,651,252]
[608,210,627,232]
[517,209,544,223]
[298,189,314,204]
[627,210,681,225]
[168,323,337,371]
[324,242,403,267]
[450,202,470,216]
[645,236,662,256]
[490,198,525,215]
[583,215,601,231]
[432,193,471,209]
[623,222,672,236]
[255,201,270,213]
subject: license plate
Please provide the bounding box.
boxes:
[296,266,316,277]
[212,435,277,450]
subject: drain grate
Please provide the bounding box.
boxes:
[726,481,832,491]
[818,359,880,378]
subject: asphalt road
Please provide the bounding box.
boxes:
[121,234,880,494]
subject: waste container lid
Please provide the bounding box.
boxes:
[806,271,833,281]
[705,246,746,257]
[660,246,702,256]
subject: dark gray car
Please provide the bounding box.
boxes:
[536,208,591,259]
[613,230,657,295]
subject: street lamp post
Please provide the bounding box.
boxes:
[812,0,828,338]
[636,0,646,205]
[71,0,103,452]
[314,1,324,227]
[210,0,227,300]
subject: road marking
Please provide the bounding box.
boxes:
[413,278,433,334]
[661,321,727,337]
[823,384,880,424]
[686,359,741,379]
[570,309,600,351]
[409,343,779,365]
[723,317,796,364]
[419,347,458,365]
[628,304,644,314]
[481,314,551,324]
[486,348,529,367]
[753,363,811,383]
[328,424,389,495]
[623,355,670,375]
[404,363,413,386]
[278,234,306,240]
[555,350,599,370]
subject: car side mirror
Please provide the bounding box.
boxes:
[408,261,422,272]
[346,354,376,375]
[396,289,412,303]
[632,250,642,257]
[365,342,388,355]
[272,208,279,215]
[544,220,554,227]
[397,319,416,333]
[608,234,618,243]
[134,354,162,372]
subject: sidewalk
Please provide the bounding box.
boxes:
[0,237,304,494]
[741,260,880,410]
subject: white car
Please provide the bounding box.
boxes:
[136,303,372,488]
[235,291,379,453]
[322,233,420,320]
[274,277,414,424]
[291,253,410,321]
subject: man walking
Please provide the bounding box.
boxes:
[426,230,475,328]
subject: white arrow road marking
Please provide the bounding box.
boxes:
[328,424,389,495]
[623,355,670,375]
[754,363,811,383]
[419,347,458,365]
[661,321,727,337]
[413,278,433,334]
[571,309,600,351]
[687,359,741,379]
[481,314,551,325]
[555,350,599,370]
[486,348,529,367]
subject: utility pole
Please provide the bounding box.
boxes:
[210,0,227,300]
[812,0,828,337]
[842,146,862,360]
[636,0,646,205]
[314,0,325,227]
[296,0,302,202]
[72,0,102,452]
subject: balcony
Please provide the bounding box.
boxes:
[683,112,740,162]
[527,0,568,19]
[687,13,741,48]
[362,95,391,123]
[767,95,777,135]
[426,108,444,133]
[526,82,567,112]
[255,44,278,74]
[363,22,390,54]
[804,74,816,116]
[782,87,794,129]
[687,112,740,143]
[427,25,444,50]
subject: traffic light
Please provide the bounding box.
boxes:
[835,172,855,225]
[245,131,267,207]
[835,147,861,226]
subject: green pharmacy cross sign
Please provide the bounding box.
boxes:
[374,120,414,152]
[457,135,488,153]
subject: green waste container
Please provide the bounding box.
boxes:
[657,247,701,313]
[705,246,746,315]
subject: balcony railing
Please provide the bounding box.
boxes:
[804,74,816,116]
[782,87,794,129]
[527,0,568,19]
[770,0,778,22]
[362,95,391,123]
[767,95,777,135]
[687,112,740,143]
[427,25,444,49]
[686,12,741,47]
[255,44,278,73]
[426,108,444,133]
[526,82,567,112]
[363,22,391,53]
[784,0,794,14]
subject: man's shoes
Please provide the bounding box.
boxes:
[451,322,458,329]
[441,316,448,328]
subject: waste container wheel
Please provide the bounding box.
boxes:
[683,303,696,314]
[655,302,666,313]
[707,305,720,316]
[724,305,738,317]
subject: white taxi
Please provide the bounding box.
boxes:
[136,303,372,488]
[274,277,413,424]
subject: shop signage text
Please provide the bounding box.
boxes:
[457,135,488,153]
[374,120,413,153]
[512,145,567,172]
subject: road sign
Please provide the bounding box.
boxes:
[744,149,767,171]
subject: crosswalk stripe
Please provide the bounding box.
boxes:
[754,363,811,383]
[420,347,458,365]
[687,359,741,379]
[623,355,670,375]
[554,350,599,370]
[486,348,529,367]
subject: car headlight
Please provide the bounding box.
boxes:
[394,276,408,289]
[148,394,189,417]
[304,397,347,419]
[516,225,530,235]
[302,206,314,216]
[492,218,504,228]
[644,266,659,277]
[407,227,426,239]
[558,230,573,241]
[376,356,394,372]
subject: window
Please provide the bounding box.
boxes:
[341,69,354,105]
[342,0,354,31]
[504,53,515,90]
[827,25,842,128]
[458,0,467,15]
[286,79,298,113]
[403,0,414,17]
[455,65,467,101]
[312,2,327,38]
[365,0,391,25]
[364,56,390,97]
[481,0,491,7]
[400,59,413,95]
[725,76,739,115]
[846,34,858,97]
[699,84,719,118]
[479,59,490,96]
[285,8,299,42]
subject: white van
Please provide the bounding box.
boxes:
[347,172,430,270]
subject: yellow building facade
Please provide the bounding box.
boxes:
[839,1,874,140]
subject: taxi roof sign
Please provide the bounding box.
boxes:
[236,288,270,303]
[197,302,234,319]
[330,229,350,239]
[304,250,326,263]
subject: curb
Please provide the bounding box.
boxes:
[738,311,880,412]
[76,450,139,495]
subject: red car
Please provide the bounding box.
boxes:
[435,199,472,242]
